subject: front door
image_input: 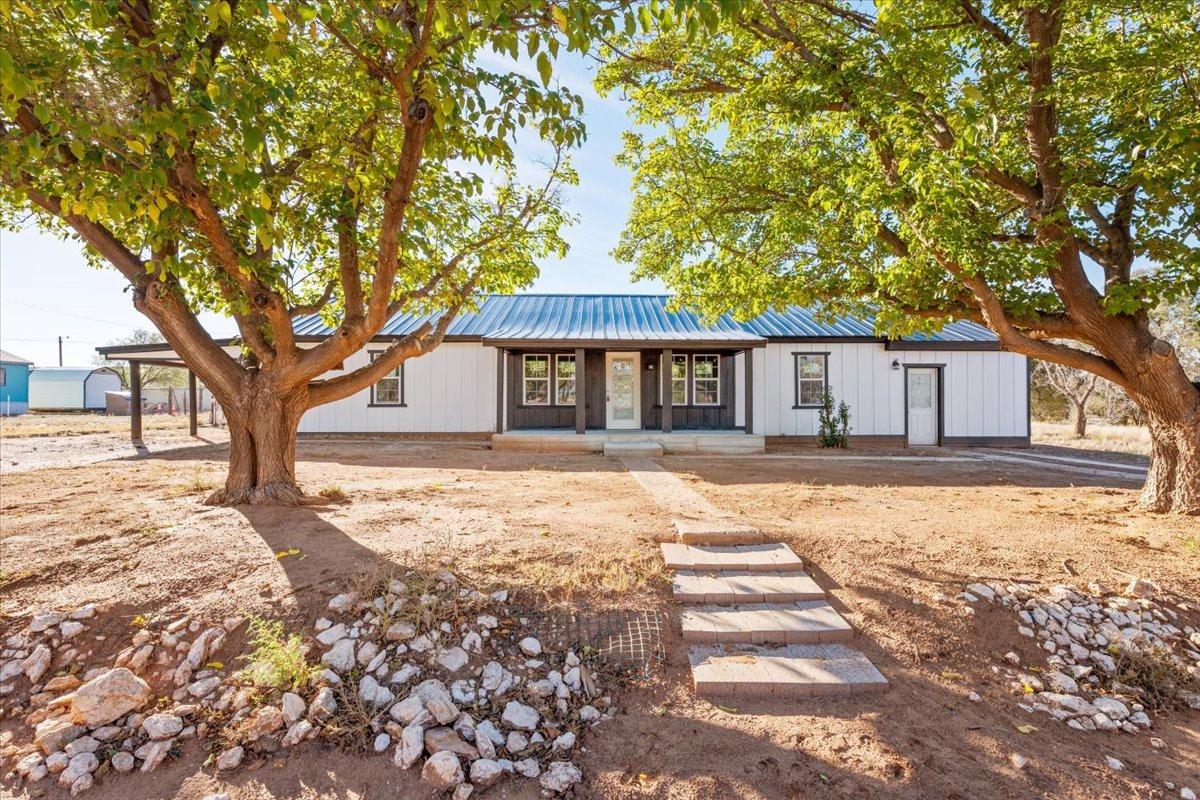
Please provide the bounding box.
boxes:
[605,352,640,429]
[906,368,938,446]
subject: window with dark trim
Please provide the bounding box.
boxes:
[0,366,6,387]
[555,354,576,405]
[522,354,551,405]
[692,354,720,405]
[670,355,688,405]
[369,351,405,406]
[794,353,828,408]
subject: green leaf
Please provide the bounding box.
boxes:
[536,52,552,87]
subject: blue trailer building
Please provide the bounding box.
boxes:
[0,349,34,416]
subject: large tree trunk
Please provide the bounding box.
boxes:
[205,375,311,506]
[1140,413,1200,515]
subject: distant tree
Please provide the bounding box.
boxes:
[1035,360,1098,437]
[1,1,621,504]
[96,330,188,389]
[600,1,1200,513]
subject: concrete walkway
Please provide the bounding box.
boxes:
[621,457,887,699]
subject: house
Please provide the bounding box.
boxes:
[97,294,1029,452]
[28,366,123,412]
[0,349,34,416]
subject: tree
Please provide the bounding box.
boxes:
[598,0,1200,513]
[1,0,618,504]
[1035,359,1098,437]
[97,329,189,389]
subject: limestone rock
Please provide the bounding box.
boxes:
[518,637,542,657]
[71,669,153,727]
[215,745,244,771]
[424,726,478,759]
[540,761,582,794]
[470,757,504,789]
[142,713,184,741]
[501,700,539,731]
[111,752,135,773]
[35,717,86,754]
[308,687,337,720]
[281,691,306,724]
[422,750,463,789]
[321,639,355,673]
[396,721,425,769]
[282,719,313,747]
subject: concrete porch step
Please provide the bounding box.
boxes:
[689,643,889,698]
[660,542,804,573]
[680,601,852,644]
[673,518,767,546]
[603,440,664,457]
[672,570,825,604]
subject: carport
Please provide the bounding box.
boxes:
[94,343,201,445]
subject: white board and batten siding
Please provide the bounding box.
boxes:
[750,343,1028,440]
[298,342,497,434]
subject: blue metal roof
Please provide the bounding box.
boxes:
[292,295,999,343]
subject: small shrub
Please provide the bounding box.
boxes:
[319,485,348,503]
[817,387,851,448]
[237,616,321,692]
[1111,643,1200,711]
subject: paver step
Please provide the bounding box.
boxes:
[603,441,664,457]
[660,542,804,573]
[672,571,825,604]
[680,601,851,644]
[673,518,767,545]
[689,643,888,698]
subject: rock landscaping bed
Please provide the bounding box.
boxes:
[958,576,1199,797]
[1,569,622,798]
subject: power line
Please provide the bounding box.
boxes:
[1,300,145,329]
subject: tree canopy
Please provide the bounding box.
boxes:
[598,0,1200,512]
[0,0,624,503]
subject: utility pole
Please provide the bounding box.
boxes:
[58,335,68,366]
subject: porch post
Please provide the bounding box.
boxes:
[188,370,198,436]
[130,360,143,444]
[575,347,586,434]
[744,347,754,434]
[495,348,505,434]
[661,348,672,433]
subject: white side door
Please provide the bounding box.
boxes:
[906,368,938,446]
[605,352,640,429]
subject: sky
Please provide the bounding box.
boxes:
[0,50,661,368]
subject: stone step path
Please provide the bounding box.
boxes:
[689,644,889,697]
[661,543,804,572]
[621,457,887,700]
[680,602,854,644]
[671,571,826,603]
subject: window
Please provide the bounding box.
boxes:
[523,354,551,405]
[0,366,5,387]
[670,355,688,405]
[555,354,576,405]
[369,351,405,405]
[692,354,720,405]
[794,353,828,407]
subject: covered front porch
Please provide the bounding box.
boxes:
[492,340,764,439]
[491,428,765,455]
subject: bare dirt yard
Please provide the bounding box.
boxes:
[1,438,1197,800]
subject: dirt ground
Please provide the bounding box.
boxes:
[0,412,212,439]
[1,437,1197,800]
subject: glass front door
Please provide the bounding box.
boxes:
[605,352,639,429]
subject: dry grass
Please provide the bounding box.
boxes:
[474,547,669,603]
[1111,643,1200,710]
[0,412,211,439]
[1032,421,1151,456]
